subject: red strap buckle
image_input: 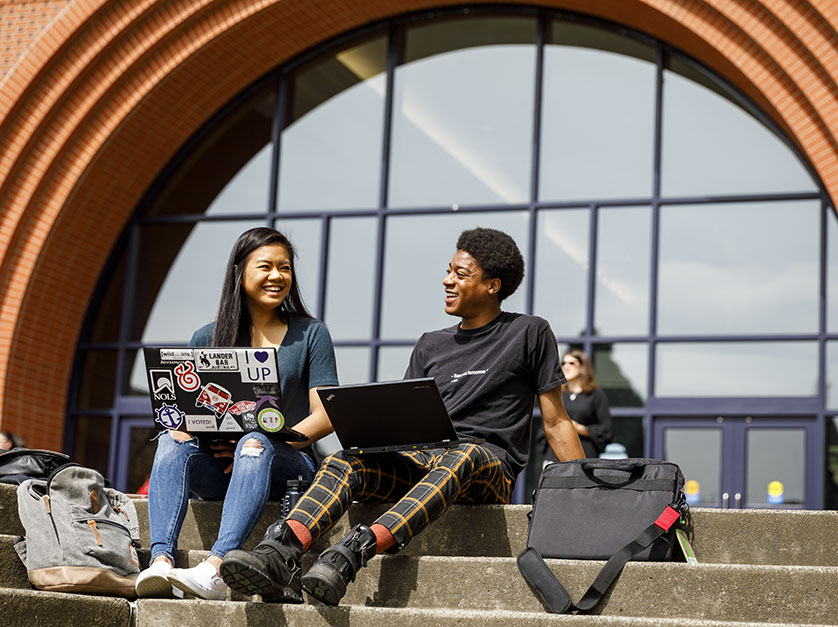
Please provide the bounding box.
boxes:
[654,506,680,531]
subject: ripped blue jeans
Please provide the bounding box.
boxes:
[148,431,315,562]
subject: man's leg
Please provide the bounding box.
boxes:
[219,449,427,600]
[301,443,512,605]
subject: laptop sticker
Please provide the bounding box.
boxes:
[154,403,185,430]
[159,349,194,363]
[185,415,217,431]
[257,407,285,432]
[196,382,233,416]
[218,412,244,432]
[195,350,239,371]
[241,350,278,383]
[174,361,201,392]
[241,411,259,431]
[228,400,256,415]
[150,369,176,402]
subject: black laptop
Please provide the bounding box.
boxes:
[316,377,480,454]
[143,346,305,441]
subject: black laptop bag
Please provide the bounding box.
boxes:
[517,458,687,614]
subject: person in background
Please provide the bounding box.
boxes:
[0,430,26,451]
[135,227,338,601]
[541,349,612,461]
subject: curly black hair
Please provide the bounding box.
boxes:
[456,228,524,301]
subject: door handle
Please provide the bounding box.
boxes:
[734,493,742,509]
[722,492,729,508]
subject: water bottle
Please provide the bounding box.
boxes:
[265,475,309,541]
[281,475,308,519]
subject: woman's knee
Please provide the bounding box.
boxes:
[153,431,198,465]
[235,432,273,456]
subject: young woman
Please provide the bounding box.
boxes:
[542,349,612,461]
[135,227,338,600]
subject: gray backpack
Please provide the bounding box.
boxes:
[14,464,141,597]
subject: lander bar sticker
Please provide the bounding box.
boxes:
[195,350,239,371]
[240,349,278,383]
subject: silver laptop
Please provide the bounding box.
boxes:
[317,377,481,454]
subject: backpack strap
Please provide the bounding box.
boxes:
[517,505,681,614]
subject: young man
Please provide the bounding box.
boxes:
[219,227,585,605]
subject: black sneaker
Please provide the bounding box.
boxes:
[301,523,377,606]
[220,523,305,603]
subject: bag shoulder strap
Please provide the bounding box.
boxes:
[517,505,681,614]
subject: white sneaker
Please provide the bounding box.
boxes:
[136,560,180,598]
[167,561,228,601]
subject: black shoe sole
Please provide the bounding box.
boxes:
[219,556,302,603]
[300,563,346,606]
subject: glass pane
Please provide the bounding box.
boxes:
[656,342,817,397]
[746,428,805,508]
[75,351,117,409]
[540,23,655,201]
[86,249,125,343]
[593,343,647,407]
[380,212,528,340]
[658,200,819,335]
[324,218,377,340]
[612,416,644,458]
[661,56,816,197]
[594,207,651,335]
[664,427,722,506]
[388,17,536,207]
[827,207,838,334]
[378,346,415,381]
[278,36,386,211]
[125,349,149,396]
[274,218,323,316]
[71,415,112,479]
[825,341,838,410]
[335,346,371,385]
[144,84,275,218]
[134,221,263,343]
[534,209,588,338]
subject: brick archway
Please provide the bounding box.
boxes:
[0,0,835,449]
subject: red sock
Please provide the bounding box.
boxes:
[286,519,312,551]
[370,523,395,554]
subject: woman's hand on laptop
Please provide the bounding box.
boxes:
[210,438,237,474]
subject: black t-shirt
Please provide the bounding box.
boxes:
[405,312,566,478]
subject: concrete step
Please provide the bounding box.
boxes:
[7,540,834,624]
[4,482,838,566]
[133,600,832,627]
[0,587,130,627]
[2,586,823,627]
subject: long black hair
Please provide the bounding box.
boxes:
[212,227,312,346]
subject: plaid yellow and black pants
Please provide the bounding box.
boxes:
[286,443,513,551]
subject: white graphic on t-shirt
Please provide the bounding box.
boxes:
[450,369,488,383]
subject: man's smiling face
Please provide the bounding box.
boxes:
[442,250,497,320]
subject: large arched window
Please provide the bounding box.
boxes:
[69,7,834,509]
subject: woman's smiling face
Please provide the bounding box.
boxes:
[242,243,293,313]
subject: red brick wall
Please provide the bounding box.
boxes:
[0,0,72,80]
[0,0,835,451]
